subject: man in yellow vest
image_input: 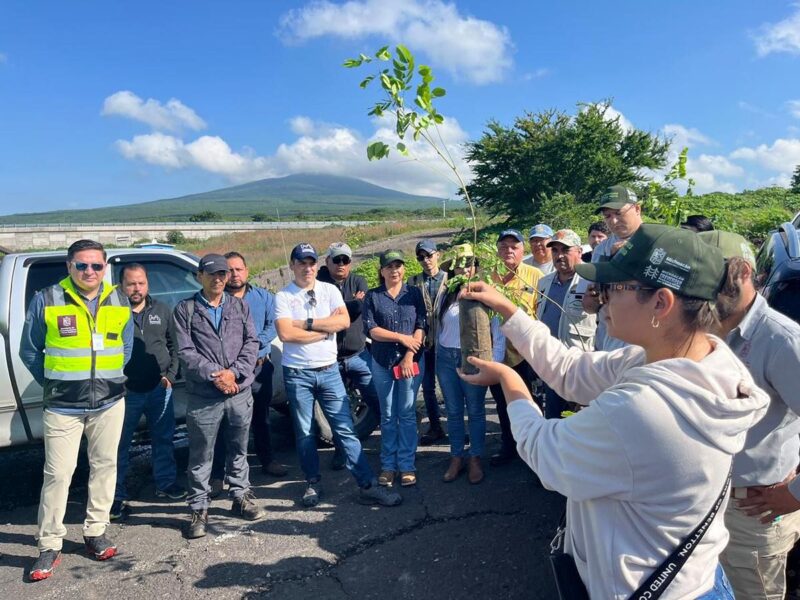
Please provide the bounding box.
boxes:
[20,239,132,581]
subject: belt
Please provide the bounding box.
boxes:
[308,364,335,372]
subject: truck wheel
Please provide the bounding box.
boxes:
[313,383,379,445]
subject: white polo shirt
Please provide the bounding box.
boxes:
[275,280,344,369]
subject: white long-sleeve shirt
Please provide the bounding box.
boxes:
[501,309,769,599]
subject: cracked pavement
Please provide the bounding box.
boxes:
[0,409,563,599]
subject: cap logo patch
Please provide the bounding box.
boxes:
[656,271,685,290]
[299,243,314,253]
[664,256,691,272]
[643,265,660,280]
[649,247,667,265]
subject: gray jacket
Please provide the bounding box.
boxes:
[536,271,596,351]
[172,292,259,399]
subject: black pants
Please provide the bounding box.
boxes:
[421,347,440,424]
[489,360,538,452]
[211,360,274,479]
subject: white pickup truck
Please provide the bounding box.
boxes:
[0,247,376,448]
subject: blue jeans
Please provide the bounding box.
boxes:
[283,365,374,487]
[372,360,419,472]
[696,564,735,599]
[340,349,380,413]
[436,347,487,457]
[115,383,178,500]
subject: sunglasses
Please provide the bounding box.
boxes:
[307,289,317,308]
[416,253,434,261]
[331,256,351,265]
[599,283,654,302]
[72,261,105,272]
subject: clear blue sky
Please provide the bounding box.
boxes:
[1,1,799,215]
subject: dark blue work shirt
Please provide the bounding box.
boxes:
[363,283,426,369]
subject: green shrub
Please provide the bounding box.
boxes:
[354,255,423,289]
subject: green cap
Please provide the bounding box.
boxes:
[379,249,405,267]
[442,243,475,270]
[595,184,639,212]
[575,224,726,300]
[697,230,756,267]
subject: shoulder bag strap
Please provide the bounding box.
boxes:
[628,467,732,600]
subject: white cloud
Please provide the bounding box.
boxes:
[662,124,712,150]
[787,99,800,118]
[115,133,273,180]
[113,115,471,197]
[730,137,800,173]
[521,68,550,82]
[753,6,800,56]
[102,91,206,132]
[278,0,513,85]
[693,154,743,177]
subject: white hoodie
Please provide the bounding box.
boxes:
[501,309,769,599]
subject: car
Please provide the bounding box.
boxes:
[754,220,800,324]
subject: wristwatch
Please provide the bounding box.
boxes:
[306,318,314,331]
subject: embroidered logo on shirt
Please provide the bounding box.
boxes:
[57,315,78,337]
[148,314,162,326]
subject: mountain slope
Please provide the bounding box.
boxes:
[0,174,445,224]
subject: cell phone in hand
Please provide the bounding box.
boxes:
[392,362,420,380]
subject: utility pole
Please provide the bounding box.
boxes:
[442,199,446,218]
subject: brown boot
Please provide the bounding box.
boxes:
[467,456,484,485]
[442,456,464,483]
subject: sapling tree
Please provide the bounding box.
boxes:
[345,45,532,372]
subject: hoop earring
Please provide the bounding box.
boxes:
[651,316,660,329]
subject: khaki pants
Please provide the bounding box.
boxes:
[720,499,800,600]
[36,400,125,552]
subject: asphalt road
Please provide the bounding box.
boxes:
[0,406,564,599]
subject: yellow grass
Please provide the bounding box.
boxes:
[181,219,451,275]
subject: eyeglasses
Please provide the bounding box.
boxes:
[599,282,655,302]
[72,261,105,272]
[601,204,636,221]
[416,253,434,261]
[331,256,351,265]
[307,289,317,308]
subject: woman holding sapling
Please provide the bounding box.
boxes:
[363,250,426,488]
[459,225,768,599]
[433,244,504,485]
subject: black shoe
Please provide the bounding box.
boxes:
[155,483,188,500]
[489,448,518,467]
[29,550,61,581]
[109,499,129,521]
[185,509,208,539]
[83,533,117,560]
[261,459,288,477]
[329,451,346,471]
[231,490,266,521]
[419,424,446,446]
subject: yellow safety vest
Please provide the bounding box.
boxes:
[42,277,130,408]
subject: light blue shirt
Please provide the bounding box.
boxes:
[726,294,800,498]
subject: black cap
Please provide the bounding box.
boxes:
[198,253,230,273]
